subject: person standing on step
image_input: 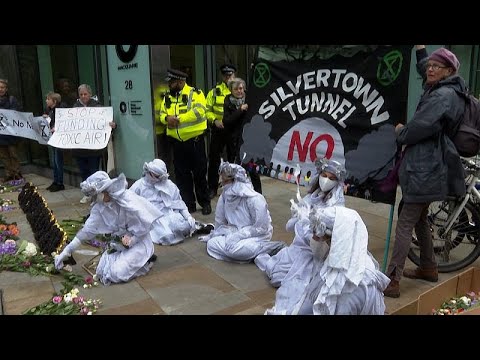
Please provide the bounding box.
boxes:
[383,46,466,298]
[206,64,236,199]
[44,92,67,192]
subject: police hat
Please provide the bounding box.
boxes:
[220,64,237,75]
[165,68,188,81]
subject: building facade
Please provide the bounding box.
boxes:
[0,45,477,184]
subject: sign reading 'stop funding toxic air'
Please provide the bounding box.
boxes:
[48,107,113,149]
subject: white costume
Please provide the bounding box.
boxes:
[266,206,390,315]
[54,171,162,285]
[255,158,345,287]
[130,159,195,245]
[201,162,285,263]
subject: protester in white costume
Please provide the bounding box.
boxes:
[54,171,162,285]
[129,159,200,245]
[200,162,285,263]
[266,206,390,315]
[255,158,346,287]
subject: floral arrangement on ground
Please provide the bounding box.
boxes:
[22,271,101,315]
[23,285,102,315]
[432,292,480,315]
[0,197,15,212]
[0,215,55,276]
[0,179,25,192]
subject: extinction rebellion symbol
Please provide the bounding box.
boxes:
[377,50,403,86]
[253,63,271,88]
[0,113,8,131]
[116,45,138,63]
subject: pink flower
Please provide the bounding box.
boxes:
[85,276,94,285]
[52,296,63,304]
[80,307,89,315]
[22,261,31,268]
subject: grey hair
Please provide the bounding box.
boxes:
[227,77,246,92]
[78,84,93,95]
[0,79,8,87]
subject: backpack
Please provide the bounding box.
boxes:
[451,90,480,158]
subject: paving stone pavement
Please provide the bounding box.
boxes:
[1,173,479,315]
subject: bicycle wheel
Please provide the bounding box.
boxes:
[406,200,480,273]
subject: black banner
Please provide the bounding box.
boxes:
[240,45,412,205]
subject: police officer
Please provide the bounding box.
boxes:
[206,64,236,199]
[159,69,211,215]
[154,83,175,182]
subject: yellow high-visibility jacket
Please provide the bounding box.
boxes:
[205,82,230,124]
[154,85,169,135]
[160,84,207,141]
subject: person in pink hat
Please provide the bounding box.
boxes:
[384,46,466,298]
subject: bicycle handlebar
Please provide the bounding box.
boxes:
[461,158,480,173]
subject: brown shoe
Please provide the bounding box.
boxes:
[403,267,438,282]
[383,279,400,298]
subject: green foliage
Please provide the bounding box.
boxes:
[0,252,57,276]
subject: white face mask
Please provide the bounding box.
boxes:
[318,176,338,192]
[310,238,330,260]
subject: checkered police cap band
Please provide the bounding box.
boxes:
[165,69,188,81]
[220,64,236,75]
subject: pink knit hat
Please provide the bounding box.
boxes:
[429,48,460,72]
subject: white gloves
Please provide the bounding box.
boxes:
[54,237,82,270]
[187,216,196,230]
[290,199,299,218]
[181,209,196,231]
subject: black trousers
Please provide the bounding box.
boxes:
[156,132,175,183]
[207,129,236,192]
[172,135,210,208]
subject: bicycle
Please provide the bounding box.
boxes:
[404,158,480,273]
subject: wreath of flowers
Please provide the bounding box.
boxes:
[432,292,480,315]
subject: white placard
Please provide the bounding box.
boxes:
[0,109,51,144]
[48,107,113,149]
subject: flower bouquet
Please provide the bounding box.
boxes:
[22,287,102,315]
[432,292,480,315]
[97,233,129,254]
[0,239,58,276]
[0,198,15,212]
[0,181,24,193]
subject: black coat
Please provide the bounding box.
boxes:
[223,94,248,162]
[398,75,466,203]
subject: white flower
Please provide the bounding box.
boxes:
[63,265,73,272]
[5,239,16,246]
[87,311,92,315]
[93,282,98,286]
[83,284,88,289]
[23,242,37,257]
[93,274,98,281]
[460,296,471,305]
[63,294,72,303]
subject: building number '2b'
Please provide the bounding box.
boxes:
[125,80,133,90]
